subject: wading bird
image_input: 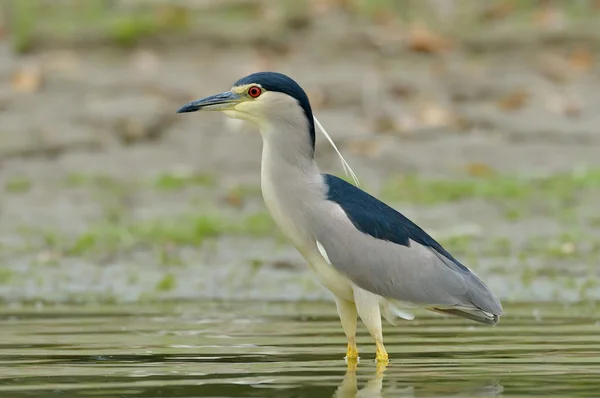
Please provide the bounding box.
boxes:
[176,72,502,364]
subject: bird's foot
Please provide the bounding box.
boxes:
[346,359,358,372]
[375,360,388,374]
[345,341,359,363]
[375,340,389,365]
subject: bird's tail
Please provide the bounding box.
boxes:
[381,299,416,325]
[429,307,499,326]
[381,299,500,326]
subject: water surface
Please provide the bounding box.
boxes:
[0,301,598,397]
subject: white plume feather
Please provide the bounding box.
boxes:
[313,116,360,186]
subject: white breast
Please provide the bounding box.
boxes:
[261,140,353,300]
[261,174,353,301]
[261,173,306,249]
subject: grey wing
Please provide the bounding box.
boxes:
[313,206,502,316]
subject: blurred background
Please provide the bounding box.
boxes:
[0,0,599,305]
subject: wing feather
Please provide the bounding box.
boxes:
[316,174,502,317]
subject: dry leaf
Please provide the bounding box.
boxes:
[155,5,189,28]
[453,115,473,131]
[372,8,397,27]
[373,115,397,133]
[466,163,495,178]
[537,53,571,82]
[480,1,514,21]
[308,0,349,15]
[114,114,170,144]
[388,83,414,99]
[308,0,331,16]
[406,23,452,54]
[224,191,244,208]
[390,114,419,133]
[11,65,43,93]
[533,1,565,30]
[418,103,455,127]
[569,48,593,72]
[545,94,583,118]
[271,260,301,270]
[498,90,529,112]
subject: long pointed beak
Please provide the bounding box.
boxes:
[176,91,241,113]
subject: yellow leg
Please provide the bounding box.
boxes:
[346,336,359,361]
[375,339,388,364]
[353,287,389,364]
[346,357,358,372]
[335,297,359,361]
[375,358,388,375]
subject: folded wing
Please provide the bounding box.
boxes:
[315,174,502,322]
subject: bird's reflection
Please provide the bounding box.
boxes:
[332,361,503,398]
[333,361,413,398]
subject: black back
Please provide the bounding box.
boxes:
[234,72,315,151]
[323,173,470,273]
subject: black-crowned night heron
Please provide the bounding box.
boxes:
[176,72,502,364]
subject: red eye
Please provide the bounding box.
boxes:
[248,86,262,98]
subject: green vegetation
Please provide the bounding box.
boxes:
[5,176,32,193]
[64,173,130,192]
[381,168,600,206]
[0,269,14,285]
[65,172,217,192]
[64,173,95,188]
[236,213,275,236]
[435,229,600,268]
[155,273,176,292]
[153,172,215,191]
[10,1,35,53]
[109,15,165,48]
[34,211,276,260]
[6,0,600,53]
[6,0,191,52]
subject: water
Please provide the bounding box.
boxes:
[0,301,598,397]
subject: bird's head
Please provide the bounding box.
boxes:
[176,71,359,184]
[177,72,316,150]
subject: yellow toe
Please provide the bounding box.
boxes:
[375,360,388,374]
[375,340,388,364]
[346,342,359,361]
[346,359,358,372]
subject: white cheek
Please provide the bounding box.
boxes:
[222,109,261,126]
[222,110,240,119]
[234,101,262,116]
[228,102,264,125]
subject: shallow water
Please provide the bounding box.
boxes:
[0,301,598,397]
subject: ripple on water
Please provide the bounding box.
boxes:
[0,301,598,397]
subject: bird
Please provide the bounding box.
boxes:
[176,72,502,364]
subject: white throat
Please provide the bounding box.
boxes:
[259,125,320,251]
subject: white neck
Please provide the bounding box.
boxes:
[258,119,354,301]
[259,120,323,251]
